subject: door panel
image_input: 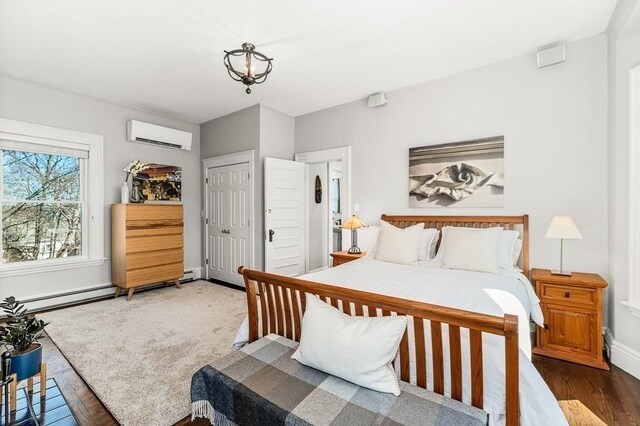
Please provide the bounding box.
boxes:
[206,162,250,286]
[264,157,306,276]
[541,304,596,356]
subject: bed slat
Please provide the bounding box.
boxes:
[449,325,463,401]
[399,331,410,382]
[283,287,293,339]
[470,329,484,409]
[413,317,427,388]
[431,320,444,394]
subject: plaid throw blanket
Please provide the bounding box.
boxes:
[192,334,488,425]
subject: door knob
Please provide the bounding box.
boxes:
[269,229,274,242]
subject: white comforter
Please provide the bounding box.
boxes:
[233,258,567,426]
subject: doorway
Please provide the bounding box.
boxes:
[202,150,255,286]
[295,147,351,273]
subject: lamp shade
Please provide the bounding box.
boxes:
[342,215,368,230]
[545,216,583,240]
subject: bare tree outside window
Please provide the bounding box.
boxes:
[2,149,83,263]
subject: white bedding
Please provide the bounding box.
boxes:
[233,258,566,426]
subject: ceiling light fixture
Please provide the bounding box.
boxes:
[223,42,273,94]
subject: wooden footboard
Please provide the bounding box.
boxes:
[239,267,519,426]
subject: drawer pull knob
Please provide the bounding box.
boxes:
[543,323,549,329]
[564,291,571,298]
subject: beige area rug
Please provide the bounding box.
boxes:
[40,281,247,426]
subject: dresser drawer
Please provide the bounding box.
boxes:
[126,248,183,270]
[125,205,183,221]
[126,221,183,237]
[126,234,183,253]
[539,282,597,307]
[126,262,183,287]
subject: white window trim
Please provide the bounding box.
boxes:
[0,118,105,277]
[627,66,640,318]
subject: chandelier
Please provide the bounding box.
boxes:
[223,42,273,94]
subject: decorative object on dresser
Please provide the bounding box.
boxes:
[133,163,182,202]
[111,204,184,300]
[330,250,366,267]
[532,268,609,370]
[409,136,504,208]
[341,214,368,253]
[545,215,583,276]
[122,160,149,204]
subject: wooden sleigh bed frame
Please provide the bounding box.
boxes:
[238,211,529,426]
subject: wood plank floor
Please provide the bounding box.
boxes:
[34,333,639,425]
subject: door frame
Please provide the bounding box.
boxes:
[294,146,351,272]
[202,150,256,279]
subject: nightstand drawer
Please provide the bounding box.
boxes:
[539,282,597,307]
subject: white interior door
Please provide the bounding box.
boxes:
[264,157,306,276]
[206,162,250,286]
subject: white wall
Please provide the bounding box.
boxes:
[200,104,294,271]
[607,0,640,378]
[296,35,608,295]
[0,75,201,302]
[308,162,329,270]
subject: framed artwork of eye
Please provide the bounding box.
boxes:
[409,136,504,208]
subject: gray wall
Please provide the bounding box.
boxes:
[607,0,640,371]
[296,35,608,303]
[200,104,294,270]
[0,75,201,301]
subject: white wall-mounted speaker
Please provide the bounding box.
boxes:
[368,92,387,108]
[537,45,566,68]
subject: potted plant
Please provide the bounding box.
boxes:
[0,297,48,381]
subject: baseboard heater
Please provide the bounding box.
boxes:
[5,270,199,316]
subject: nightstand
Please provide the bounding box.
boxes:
[330,251,367,267]
[531,268,609,370]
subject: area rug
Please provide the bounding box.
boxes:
[39,281,247,426]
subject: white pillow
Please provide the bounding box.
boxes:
[374,221,424,264]
[441,227,501,274]
[512,239,523,266]
[418,228,440,260]
[291,294,407,396]
[435,226,503,261]
[498,230,521,269]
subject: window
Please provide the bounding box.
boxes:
[2,149,84,263]
[0,118,104,276]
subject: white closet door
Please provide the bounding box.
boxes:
[264,157,306,276]
[206,162,250,286]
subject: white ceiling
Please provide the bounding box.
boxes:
[0,0,616,123]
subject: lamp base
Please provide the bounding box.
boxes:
[347,246,361,254]
[550,270,572,276]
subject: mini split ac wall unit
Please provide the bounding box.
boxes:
[126,120,192,151]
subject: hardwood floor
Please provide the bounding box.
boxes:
[29,335,640,425]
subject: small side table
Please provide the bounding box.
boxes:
[531,268,609,370]
[330,251,367,267]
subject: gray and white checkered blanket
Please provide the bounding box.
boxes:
[191,334,488,426]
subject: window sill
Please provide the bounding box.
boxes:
[621,301,640,319]
[0,257,106,278]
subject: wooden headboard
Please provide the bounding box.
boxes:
[380,214,530,277]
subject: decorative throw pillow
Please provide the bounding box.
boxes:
[441,227,501,274]
[374,221,424,265]
[291,294,407,396]
[418,228,440,260]
[498,230,521,270]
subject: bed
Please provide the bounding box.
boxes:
[234,215,567,426]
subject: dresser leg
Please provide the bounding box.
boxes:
[127,288,134,301]
[174,279,181,289]
[115,287,122,298]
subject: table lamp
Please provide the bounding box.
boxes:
[545,215,583,276]
[342,215,368,254]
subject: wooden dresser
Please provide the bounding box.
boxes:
[112,204,184,300]
[532,268,609,370]
[330,251,367,267]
